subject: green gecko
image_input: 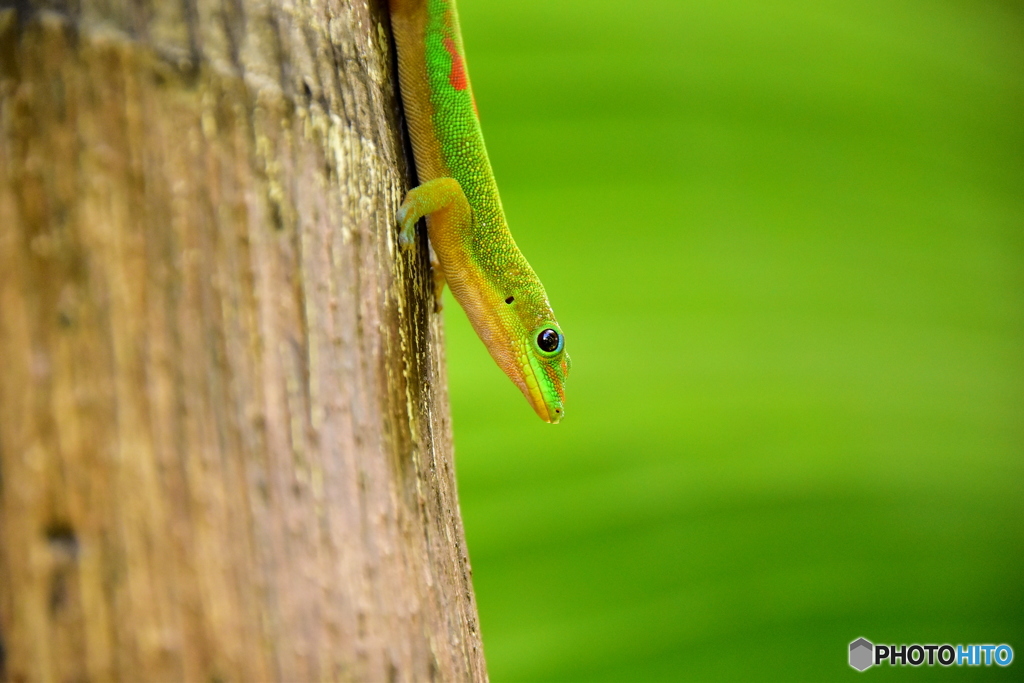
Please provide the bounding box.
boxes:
[389,0,570,423]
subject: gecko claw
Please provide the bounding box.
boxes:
[397,204,419,248]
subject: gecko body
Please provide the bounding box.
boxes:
[389,0,570,423]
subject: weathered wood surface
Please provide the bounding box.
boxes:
[0,1,486,680]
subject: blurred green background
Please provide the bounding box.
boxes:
[442,0,1023,680]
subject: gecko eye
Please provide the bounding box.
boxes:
[537,328,561,353]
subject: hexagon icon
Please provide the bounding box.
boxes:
[849,638,874,671]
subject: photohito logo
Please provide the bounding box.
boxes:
[849,638,1014,671]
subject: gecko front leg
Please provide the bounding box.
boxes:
[397,177,472,311]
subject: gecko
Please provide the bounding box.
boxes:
[389,0,570,423]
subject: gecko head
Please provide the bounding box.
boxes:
[468,286,570,423]
[518,323,570,424]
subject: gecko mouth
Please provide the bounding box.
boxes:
[522,358,563,424]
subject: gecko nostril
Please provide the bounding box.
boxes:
[505,296,514,304]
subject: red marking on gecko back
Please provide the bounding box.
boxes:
[443,36,468,91]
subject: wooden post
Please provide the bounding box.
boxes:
[0,1,486,680]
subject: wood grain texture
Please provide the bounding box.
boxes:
[0,1,486,680]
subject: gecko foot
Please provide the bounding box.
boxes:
[397,203,418,248]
